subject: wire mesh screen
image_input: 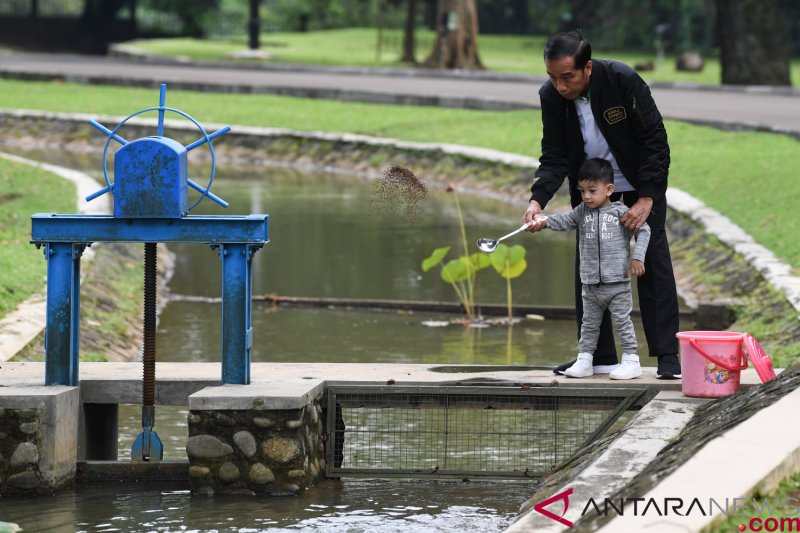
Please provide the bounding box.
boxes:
[326,385,643,479]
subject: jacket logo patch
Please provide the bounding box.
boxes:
[604,106,626,125]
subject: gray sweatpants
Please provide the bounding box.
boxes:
[578,282,638,355]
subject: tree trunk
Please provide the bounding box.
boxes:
[401,0,418,64]
[81,0,129,53]
[423,0,437,30]
[248,0,260,50]
[422,0,484,70]
[717,0,791,85]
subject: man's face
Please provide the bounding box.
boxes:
[545,56,592,100]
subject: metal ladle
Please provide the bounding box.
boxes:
[476,216,547,253]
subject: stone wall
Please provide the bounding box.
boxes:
[0,386,79,496]
[186,399,326,496]
[0,407,43,495]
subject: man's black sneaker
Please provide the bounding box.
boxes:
[553,359,576,375]
[656,354,682,379]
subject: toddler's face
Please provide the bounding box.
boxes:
[577,179,613,208]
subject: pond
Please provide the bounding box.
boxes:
[159,163,616,366]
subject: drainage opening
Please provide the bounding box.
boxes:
[326,385,644,480]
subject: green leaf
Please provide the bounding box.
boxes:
[497,258,528,279]
[441,258,470,283]
[507,244,527,265]
[490,244,526,272]
[469,252,492,270]
[422,246,451,272]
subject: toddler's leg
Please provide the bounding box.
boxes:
[566,286,601,378]
[607,284,642,380]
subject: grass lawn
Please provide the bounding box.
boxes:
[1,78,798,270]
[0,157,75,316]
[124,28,800,86]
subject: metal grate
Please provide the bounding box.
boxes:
[326,385,644,479]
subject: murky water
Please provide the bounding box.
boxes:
[158,164,644,365]
[5,147,647,532]
[4,479,530,532]
[166,164,578,305]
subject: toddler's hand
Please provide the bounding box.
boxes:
[528,215,548,233]
[630,259,645,277]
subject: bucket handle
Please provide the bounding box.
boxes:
[688,338,748,372]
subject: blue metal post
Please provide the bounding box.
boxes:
[44,242,84,385]
[219,243,258,384]
[157,83,166,137]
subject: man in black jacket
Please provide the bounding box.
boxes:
[522,31,681,379]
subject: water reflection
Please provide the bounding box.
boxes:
[158,304,585,365]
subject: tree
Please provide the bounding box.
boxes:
[142,0,220,38]
[422,0,483,70]
[80,0,131,53]
[716,0,791,85]
[248,0,261,50]
[401,0,419,64]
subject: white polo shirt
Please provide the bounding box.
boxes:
[575,96,634,192]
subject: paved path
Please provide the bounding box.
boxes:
[1,51,799,136]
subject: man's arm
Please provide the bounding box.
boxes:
[623,70,670,201]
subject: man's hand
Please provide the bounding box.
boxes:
[621,197,653,232]
[522,200,543,232]
[630,259,645,277]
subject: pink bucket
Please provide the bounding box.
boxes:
[676,331,748,398]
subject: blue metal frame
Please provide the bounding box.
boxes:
[32,214,268,244]
[44,242,84,385]
[34,218,267,386]
[218,243,256,384]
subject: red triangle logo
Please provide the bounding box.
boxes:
[533,487,574,527]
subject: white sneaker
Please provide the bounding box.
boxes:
[593,363,620,374]
[610,353,642,380]
[565,353,594,378]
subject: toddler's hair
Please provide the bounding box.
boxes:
[578,158,614,185]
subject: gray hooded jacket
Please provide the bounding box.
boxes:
[546,201,650,284]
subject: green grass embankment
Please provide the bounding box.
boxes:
[0,157,74,316]
[0,155,145,362]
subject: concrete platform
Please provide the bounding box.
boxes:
[0,360,767,418]
[0,361,768,402]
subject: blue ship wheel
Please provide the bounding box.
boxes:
[85,83,230,211]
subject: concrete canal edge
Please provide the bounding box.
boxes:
[0,111,798,531]
[507,371,800,532]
